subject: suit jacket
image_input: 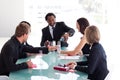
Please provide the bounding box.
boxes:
[0,36,48,76]
[40,22,75,47]
[75,43,109,80]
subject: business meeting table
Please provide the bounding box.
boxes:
[9,50,88,80]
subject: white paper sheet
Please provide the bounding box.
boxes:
[31,56,49,69]
[31,76,57,80]
[31,73,80,80]
[55,72,80,80]
[59,55,80,59]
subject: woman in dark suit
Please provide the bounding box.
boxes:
[67,25,109,80]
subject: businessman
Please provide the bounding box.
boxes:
[0,22,56,76]
[40,13,75,47]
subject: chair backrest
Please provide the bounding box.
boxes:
[0,76,9,80]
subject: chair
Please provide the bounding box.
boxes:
[0,76,9,80]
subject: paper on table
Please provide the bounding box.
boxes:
[31,72,79,80]
[59,55,80,59]
[31,76,56,80]
[55,72,80,80]
[31,56,49,69]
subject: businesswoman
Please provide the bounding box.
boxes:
[67,26,109,80]
[61,17,90,56]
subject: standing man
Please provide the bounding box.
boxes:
[40,13,75,47]
[0,22,56,76]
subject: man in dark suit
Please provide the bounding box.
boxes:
[0,22,56,76]
[40,13,75,47]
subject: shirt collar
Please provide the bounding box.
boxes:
[49,23,56,30]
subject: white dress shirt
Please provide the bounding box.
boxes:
[49,24,56,39]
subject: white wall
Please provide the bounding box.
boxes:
[0,0,24,37]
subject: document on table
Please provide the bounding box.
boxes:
[55,72,80,80]
[59,55,80,59]
[31,73,79,80]
[31,76,57,80]
[31,56,49,69]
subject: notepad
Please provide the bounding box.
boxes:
[59,55,80,59]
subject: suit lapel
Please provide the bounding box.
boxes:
[46,26,53,40]
[53,23,58,40]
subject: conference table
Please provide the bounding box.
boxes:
[9,50,88,80]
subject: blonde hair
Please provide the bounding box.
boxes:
[85,25,100,44]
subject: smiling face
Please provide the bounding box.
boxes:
[46,15,56,26]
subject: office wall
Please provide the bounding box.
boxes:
[0,0,24,37]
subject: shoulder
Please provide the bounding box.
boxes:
[91,43,105,55]
[1,39,15,53]
[42,26,49,32]
[56,22,67,28]
[56,22,65,25]
[5,39,15,48]
[92,43,103,50]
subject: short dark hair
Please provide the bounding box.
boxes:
[45,13,56,21]
[15,23,30,37]
[20,21,31,26]
[77,17,90,34]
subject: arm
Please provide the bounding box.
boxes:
[25,42,33,47]
[3,46,28,72]
[75,48,99,74]
[67,61,88,73]
[40,29,46,46]
[19,52,27,59]
[61,36,86,56]
[22,46,49,54]
[62,22,75,37]
[75,65,88,73]
[87,49,99,74]
[77,61,88,66]
[74,36,87,52]
[19,42,40,58]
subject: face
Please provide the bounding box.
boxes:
[23,28,31,42]
[76,22,80,32]
[23,34,28,42]
[47,16,56,26]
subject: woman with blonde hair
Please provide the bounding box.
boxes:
[67,25,109,80]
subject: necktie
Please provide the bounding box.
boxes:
[52,27,55,30]
[51,27,54,39]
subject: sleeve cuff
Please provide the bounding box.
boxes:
[73,64,77,69]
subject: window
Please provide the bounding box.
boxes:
[24,0,120,80]
[25,0,108,47]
